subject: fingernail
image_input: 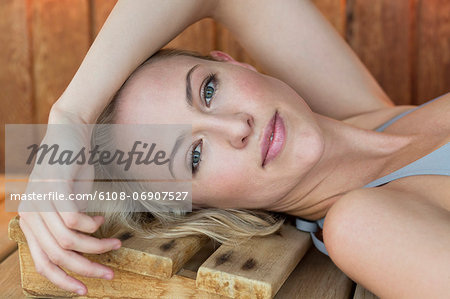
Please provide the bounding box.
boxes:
[103,272,113,280]
[76,288,86,295]
[113,242,121,250]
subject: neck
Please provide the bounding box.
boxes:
[270,112,413,220]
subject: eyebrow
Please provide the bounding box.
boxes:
[186,64,200,107]
[168,132,188,179]
[169,64,201,179]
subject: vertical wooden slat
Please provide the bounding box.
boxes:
[0,201,17,262]
[414,0,450,105]
[0,0,33,173]
[90,0,117,40]
[346,0,413,105]
[31,0,91,123]
[164,18,215,56]
[312,0,347,36]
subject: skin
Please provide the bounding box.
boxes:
[18,0,448,294]
[115,53,415,219]
[115,54,450,298]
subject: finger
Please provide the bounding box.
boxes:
[58,211,106,234]
[20,217,88,295]
[39,181,102,234]
[41,211,121,254]
[24,212,116,280]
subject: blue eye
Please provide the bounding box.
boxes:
[202,74,216,107]
[191,140,202,174]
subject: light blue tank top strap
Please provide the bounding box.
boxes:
[296,92,450,257]
[374,93,447,132]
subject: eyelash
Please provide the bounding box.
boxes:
[200,73,217,107]
[190,73,218,174]
[189,139,203,174]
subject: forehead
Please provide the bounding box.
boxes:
[112,56,207,180]
[117,55,208,125]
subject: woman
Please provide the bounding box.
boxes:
[18,0,449,297]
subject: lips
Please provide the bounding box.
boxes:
[260,111,286,167]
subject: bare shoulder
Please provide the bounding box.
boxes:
[323,187,450,298]
[342,92,450,130]
[341,105,416,130]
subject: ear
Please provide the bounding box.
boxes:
[209,50,258,72]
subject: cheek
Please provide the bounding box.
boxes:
[205,161,250,195]
[228,70,269,104]
[192,157,256,207]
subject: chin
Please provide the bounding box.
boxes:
[288,117,325,177]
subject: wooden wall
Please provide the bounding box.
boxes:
[1,0,449,172]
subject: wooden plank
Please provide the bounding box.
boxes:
[179,238,219,274]
[31,0,91,124]
[0,251,26,298]
[346,0,413,105]
[196,224,312,299]
[88,230,210,279]
[0,201,17,262]
[9,215,209,279]
[414,0,450,105]
[176,238,219,280]
[312,0,347,36]
[1,174,29,203]
[164,18,216,56]
[275,247,354,299]
[0,0,34,173]
[90,0,118,39]
[18,242,226,298]
[0,175,4,202]
[353,283,379,299]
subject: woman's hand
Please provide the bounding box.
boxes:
[18,107,122,296]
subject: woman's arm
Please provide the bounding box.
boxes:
[22,1,218,295]
[53,0,217,123]
[324,189,450,297]
[213,0,395,120]
[55,0,392,123]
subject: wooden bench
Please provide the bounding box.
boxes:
[0,175,378,298]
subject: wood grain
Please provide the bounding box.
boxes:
[353,283,379,299]
[275,247,354,299]
[414,0,450,105]
[0,251,26,298]
[347,0,413,105]
[17,242,227,298]
[196,224,312,299]
[31,0,91,124]
[9,215,356,298]
[9,216,209,279]
[90,0,118,40]
[312,0,347,36]
[0,201,17,262]
[0,0,33,173]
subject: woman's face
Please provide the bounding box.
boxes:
[117,54,325,210]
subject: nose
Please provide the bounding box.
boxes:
[198,112,254,149]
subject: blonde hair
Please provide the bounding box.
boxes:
[90,49,286,246]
